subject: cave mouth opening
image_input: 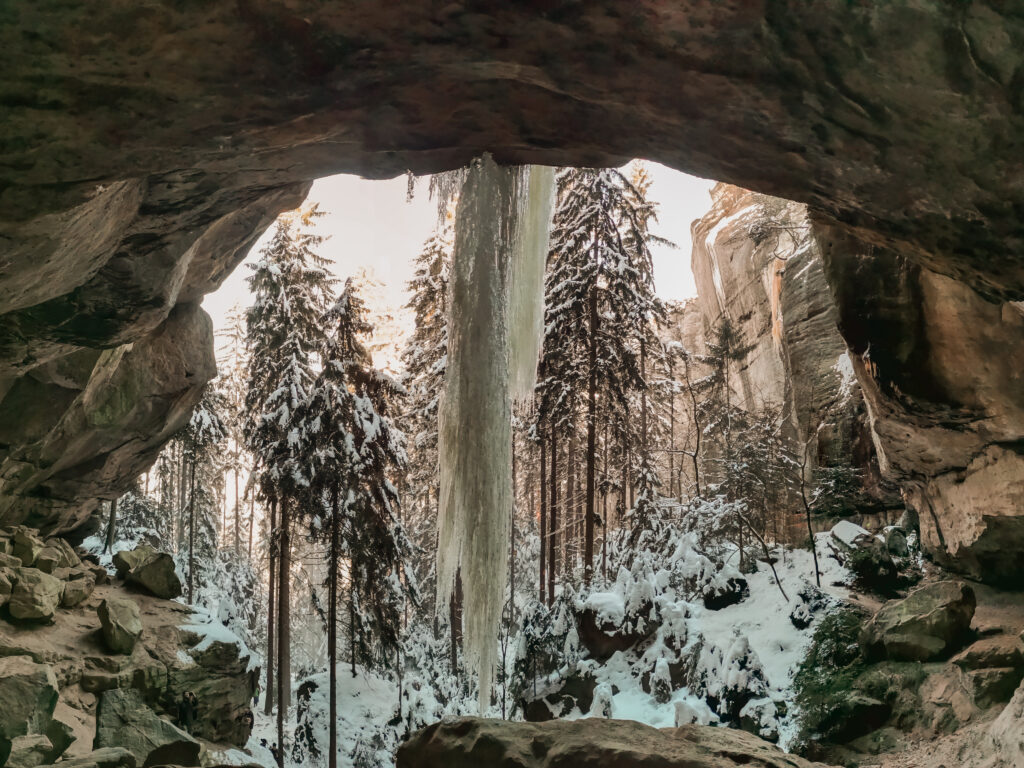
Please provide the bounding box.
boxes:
[200,163,717,371]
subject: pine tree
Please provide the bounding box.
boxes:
[182,384,228,604]
[242,207,333,757]
[400,222,452,604]
[300,278,415,768]
[217,306,249,554]
[536,166,665,585]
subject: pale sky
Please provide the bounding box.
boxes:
[203,162,715,365]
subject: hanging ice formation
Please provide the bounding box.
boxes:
[509,164,555,404]
[436,156,554,711]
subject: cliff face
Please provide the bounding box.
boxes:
[681,184,892,508]
[683,185,1024,587]
[823,229,1024,586]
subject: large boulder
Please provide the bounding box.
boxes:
[95,688,200,767]
[8,567,63,621]
[112,546,157,579]
[59,570,97,608]
[0,568,14,607]
[0,656,59,740]
[125,552,182,600]
[952,635,1024,672]
[860,581,976,662]
[12,530,44,568]
[97,598,143,654]
[397,717,835,768]
[7,734,52,768]
[59,749,137,768]
[35,539,80,574]
[575,604,657,662]
[169,627,257,746]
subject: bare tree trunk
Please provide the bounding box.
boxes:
[104,497,119,554]
[682,354,702,499]
[276,496,292,765]
[188,458,196,605]
[602,421,609,582]
[510,439,517,626]
[248,492,255,558]
[264,495,277,716]
[584,283,598,584]
[548,424,558,606]
[668,361,676,500]
[800,450,822,587]
[566,429,575,574]
[539,439,547,604]
[234,462,240,554]
[328,487,339,768]
[449,570,463,671]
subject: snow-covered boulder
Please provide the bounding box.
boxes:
[829,520,872,552]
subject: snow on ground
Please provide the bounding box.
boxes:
[566,533,849,751]
[250,664,420,768]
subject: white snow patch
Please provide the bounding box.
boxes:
[831,520,870,548]
[832,351,857,400]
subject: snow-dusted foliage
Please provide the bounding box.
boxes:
[512,500,850,750]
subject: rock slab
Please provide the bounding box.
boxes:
[9,568,63,621]
[95,688,200,767]
[397,717,836,768]
[97,598,142,654]
[860,581,976,662]
[0,656,59,740]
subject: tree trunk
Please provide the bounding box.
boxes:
[602,421,609,582]
[539,439,547,604]
[548,424,558,606]
[264,496,277,716]
[234,463,240,554]
[277,496,292,765]
[566,429,575,573]
[104,497,119,554]
[510,438,517,627]
[348,577,356,679]
[328,487,339,768]
[188,458,196,605]
[248,492,255,558]
[584,284,598,585]
[668,361,676,500]
[449,570,463,671]
[682,354,702,499]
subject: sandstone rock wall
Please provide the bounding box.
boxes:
[822,228,1024,586]
[676,184,1024,585]
[673,184,893,507]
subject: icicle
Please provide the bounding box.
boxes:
[436,155,520,712]
[509,165,555,404]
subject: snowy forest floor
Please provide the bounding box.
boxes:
[253,532,854,767]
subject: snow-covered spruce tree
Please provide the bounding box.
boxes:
[217,305,251,555]
[535,165,665,586]
[300,278,415,768]
[399,221,452,608]
[243,207,334,739]
[181,383,228,604]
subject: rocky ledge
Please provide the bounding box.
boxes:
[0,529,258,767]
[397,717,837,768]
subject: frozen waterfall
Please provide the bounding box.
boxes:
[436,156,554,710]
